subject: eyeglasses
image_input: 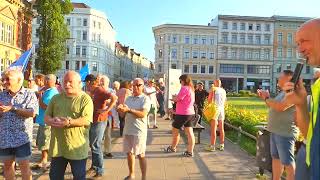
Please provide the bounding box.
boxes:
[133,84,143,87]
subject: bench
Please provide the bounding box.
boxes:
[192,114,205,144]
[193,123,205,144]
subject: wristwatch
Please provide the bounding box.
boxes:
[11,106,18,113]
[66,117,72,127]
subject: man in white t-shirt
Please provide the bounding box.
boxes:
[144,80,159,129]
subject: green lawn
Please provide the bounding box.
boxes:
[227,97,268,118]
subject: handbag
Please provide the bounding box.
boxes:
[203,102,217,122]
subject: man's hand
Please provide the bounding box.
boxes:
[283,79,307,106]
[50,117,69,128]
[117,104,129,113]
[0,104,13,113]
[257,89,270,100]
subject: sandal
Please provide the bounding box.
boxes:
[182,151,193,157]
[163,146,176,153]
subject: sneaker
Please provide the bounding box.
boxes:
[163,145,176,153]
[205,145,216,152]
[104,153,113,159]
[218,144,224,151]
[182,151,193,157]
[86,167,96,176]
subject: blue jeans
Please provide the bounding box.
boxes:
[89,121,108,174]
[49,156,87,180]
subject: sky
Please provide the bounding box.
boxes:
[74,0,320,61]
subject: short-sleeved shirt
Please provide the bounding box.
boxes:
[144,86,157,106]
[267,92,298,138]
[176,86,195,115]
[0,88,39,149]
[123,94,151,137]
[92,87,112,123]
[36,87,59,126]
[195,89,208,108]
[45,92,93,160]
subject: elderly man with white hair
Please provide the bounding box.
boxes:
[0,69,39,180]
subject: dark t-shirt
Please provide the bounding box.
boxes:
[92,87,112,122]
[195,89,208,108]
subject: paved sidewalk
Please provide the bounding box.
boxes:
[0,117,270,180]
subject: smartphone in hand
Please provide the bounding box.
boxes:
[287,62,304,92]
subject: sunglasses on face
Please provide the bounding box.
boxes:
[133,84,143,87]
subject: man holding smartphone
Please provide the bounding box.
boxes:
[283,18,320,180]
[258,70,297,180]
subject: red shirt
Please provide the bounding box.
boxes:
[92,87,112,123]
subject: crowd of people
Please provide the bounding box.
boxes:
[0,18,319,180]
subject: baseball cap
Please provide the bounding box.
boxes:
[84,74,96,82]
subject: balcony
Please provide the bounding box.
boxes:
[219,40,272,46]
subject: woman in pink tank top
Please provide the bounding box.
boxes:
[163,74,196,157]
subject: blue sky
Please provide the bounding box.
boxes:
[74,0,320,61]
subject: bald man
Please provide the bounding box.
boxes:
[283,19,320,180]
[44,71,93,180]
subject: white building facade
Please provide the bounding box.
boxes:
[153,24,218,90]
[32,3,116,80]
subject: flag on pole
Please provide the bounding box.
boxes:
[8,47,33,72]
[79,64,90,82]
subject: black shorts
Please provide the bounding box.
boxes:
[172,115,195,129]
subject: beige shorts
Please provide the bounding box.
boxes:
[123,135,147,156]
[213,109,225,121]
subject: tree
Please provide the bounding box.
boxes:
[35,0,73,74]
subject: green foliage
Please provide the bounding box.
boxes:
[227,90,257,97]
[225,130,256,155]
[35,0,73,74]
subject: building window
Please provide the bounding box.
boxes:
[265,24,270,31]
[158,49,162,58]
[76,61,80,70]
[171,49,177,59]
[231,34,237,43]
[247,49,253,59]
[98,22,101,29]
[277,48,283,57]
[35,28,40,38]
[222,33,228,43]
[193,37,198,44]
[66,18,71,25]
[201,65,206,74]
[222,47,228,58]
[276,64,282,73]
[93,21,96,28]
[185,36,190,44]
[306,65,310,74]
[171,64,177,69]
[264,49,270,60]
[247,65,270,74]
[76,18,81,26]
[278,32,283,44]
[232,22,237,30]
[239,48,245,59]
[0,22,4,42]
[92,33,96,42]
[192,51,198,59]
[248,35,253,44]
[209,52,214,59]
[231,49,237,58]
[66,46,70,55]
[76,46,81,56]
[287,48,292,58]
[37,17,41,24]
[209,66,214,74]
[82,61,86,67]
[287,33,293,44]
[201,37,206,44]
[240,34,245,44]
[92,62,98,71]
[158,64,162,73]
[82,46,87,57]
[92,47,98,57]
[240,23,245,30]
[287,64,291,70]
[255,35,261,44]
[220,64,244,73]
[76,30,81,41]
[254,50,260,59]
[223,22,228,29]
[83,19,87,26]
[184,65,189,73]
[256,24,261,31]
[210,38,214,45]
[192,65,198,73]
[201,52,206,59]
[264,35,270,45]
[6,25,13,44]
[66,61,69,70]
[97,34,101,43]
[184,51,189,59]
[172,35,177,43]
[82,31,87,41]
[248,23,253,30]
